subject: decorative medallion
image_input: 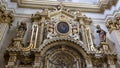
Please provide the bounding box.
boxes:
[57,22,69,34]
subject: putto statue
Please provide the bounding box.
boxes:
[96,25,106,42]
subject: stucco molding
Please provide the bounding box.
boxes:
[11,0,118,13]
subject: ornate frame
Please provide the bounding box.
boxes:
[55,20,71,36]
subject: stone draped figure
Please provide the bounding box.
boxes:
[96,25,106,42]
[16,22,27,38]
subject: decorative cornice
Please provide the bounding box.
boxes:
[10,0,118,13]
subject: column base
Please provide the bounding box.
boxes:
[5,65,14,68]
[86,64,92,68]
[5,62,15,68]
[33,63,40,68]
[109,64,116,68]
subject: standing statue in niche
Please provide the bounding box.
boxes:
[96,25,106,42]
[16,22,27,38]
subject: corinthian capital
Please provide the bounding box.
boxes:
[115,13,120,20]
[5,11,14,24]
[83,15,92,25]
[0,5,14,24]
[31,11,41,22]
[0,5,6,13]
[106,18,120,33]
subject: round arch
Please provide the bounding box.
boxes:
[39,38,90,68]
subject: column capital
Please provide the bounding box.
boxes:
[106,16,120,33]
[0,5,14,24]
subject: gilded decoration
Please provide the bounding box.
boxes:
[0,4,14,48]
[0,5,14,25]
[4,5,117,68]
[106,14,120,33]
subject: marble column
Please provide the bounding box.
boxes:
[39,17,45,44]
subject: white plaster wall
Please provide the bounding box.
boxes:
[2,0,120,20]
[49,0,99,4]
